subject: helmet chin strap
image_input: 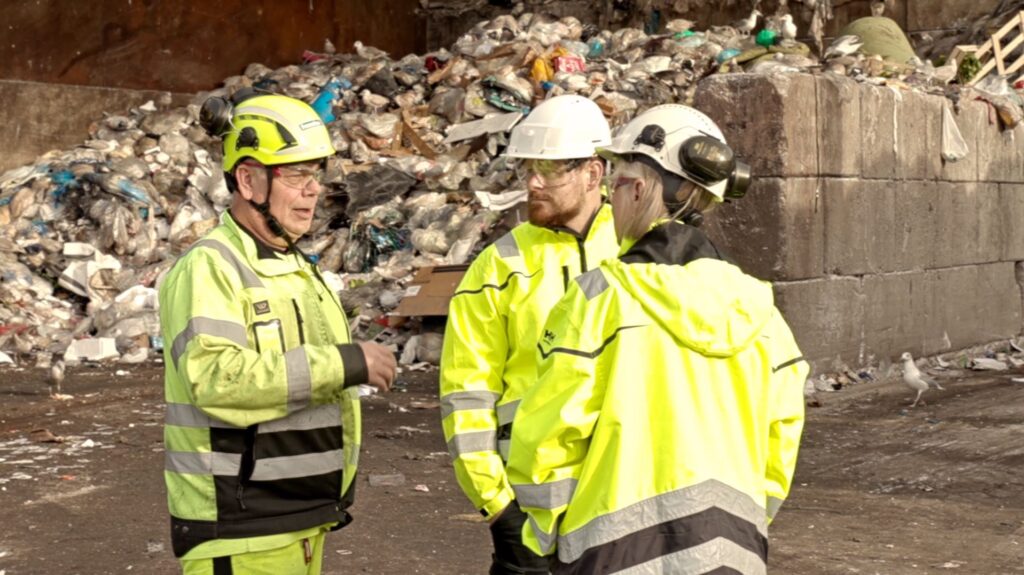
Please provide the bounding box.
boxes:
[245,164,340,314]
[251,167,309,258]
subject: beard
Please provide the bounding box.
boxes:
[528,194,584,229]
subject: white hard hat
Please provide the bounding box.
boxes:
[505,95,612,160]
[603,104,750,201]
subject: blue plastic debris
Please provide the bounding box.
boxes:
[50,170,77,204]
[311,77,351,123]
[117,178,151,205]
[716,48,742,64]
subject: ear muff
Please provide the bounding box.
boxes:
[725,160,752,199]
[678,135,736,186]
[199,88,265,138]
[199,97,233,137]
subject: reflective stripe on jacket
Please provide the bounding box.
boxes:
[160,212,366,558]
[507,222,807,574]
[440,204,619,518]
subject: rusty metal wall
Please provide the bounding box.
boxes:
[0,0,424,93]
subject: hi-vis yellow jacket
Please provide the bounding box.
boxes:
[507,221,807,574]
[160,212,367,560]
[440,205,619,519]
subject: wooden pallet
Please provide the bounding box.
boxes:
[950,10,1024,85]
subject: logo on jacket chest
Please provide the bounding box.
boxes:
[253,300,271,315]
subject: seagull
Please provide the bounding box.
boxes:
[780,14,798,42]
[353,40,388,61]
[900,352,944,408]
[50,358,66,398]
[932,59,958,85]
[734,9,762,37]
[823,34,863,60]
[804,377,821,407]
[13,333,33,365]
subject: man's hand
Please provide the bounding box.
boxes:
[358,342,396,392]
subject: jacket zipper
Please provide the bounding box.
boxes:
[561,266,570,292]
[236,425,258,511]
[576,236,588,273]
[292,299,306,345]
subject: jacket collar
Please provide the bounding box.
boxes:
[619,220,732,267]
[221,212,308,277]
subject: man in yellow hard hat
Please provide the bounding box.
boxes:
[439,95,620,574]
[507,104,807,574]
[159,90,396,574]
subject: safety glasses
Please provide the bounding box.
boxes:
[513,158,587,187]
[604,175,638,200]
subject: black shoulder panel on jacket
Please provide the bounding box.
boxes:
[619,221,733,267]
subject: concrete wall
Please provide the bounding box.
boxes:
[697,73,1024,370]
[0,80,192,173]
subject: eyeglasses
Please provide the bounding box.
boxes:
[513,158,586,187]
[604,175,638,200]
[272,164,326,189]
[241,161,326,190]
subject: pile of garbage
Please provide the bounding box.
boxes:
[1,5,1023,367]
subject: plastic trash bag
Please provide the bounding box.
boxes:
[941,104,968,163]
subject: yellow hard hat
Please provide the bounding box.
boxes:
[200,92,336,172]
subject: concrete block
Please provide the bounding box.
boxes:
[774,277,864,365]
[975,183,1004,266]
[893,181,937,271]
[931,182,1002,268]
[862,271,940,361]
[907,0,998,33]
[863,263,1021,362]
[978,119,1024,184]
[817,74,862,177]
[822,179,896,274]
[895,89,943,181]
[860,84,898,180]
[939,100,984,182]
[705,177,823,281]
[933,263,1021,351]
[1000,184,1024,261]
[694,73,818,178]
[931,182,971,268]
[0,80,189,173]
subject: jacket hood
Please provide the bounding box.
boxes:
[604,222,774,358]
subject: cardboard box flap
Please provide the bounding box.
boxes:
[392,264,469,317]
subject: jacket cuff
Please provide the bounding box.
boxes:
[336,344,369,387]
[481,487,515,519]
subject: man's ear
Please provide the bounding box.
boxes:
[586,159,605,192]
[234,165,256,201]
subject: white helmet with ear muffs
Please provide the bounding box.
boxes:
[602,104,751,204]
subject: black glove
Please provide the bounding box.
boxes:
[489,500,550,575]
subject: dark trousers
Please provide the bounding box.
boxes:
[489,501,550,575]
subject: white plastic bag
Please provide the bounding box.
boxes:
[941,104,968,163]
